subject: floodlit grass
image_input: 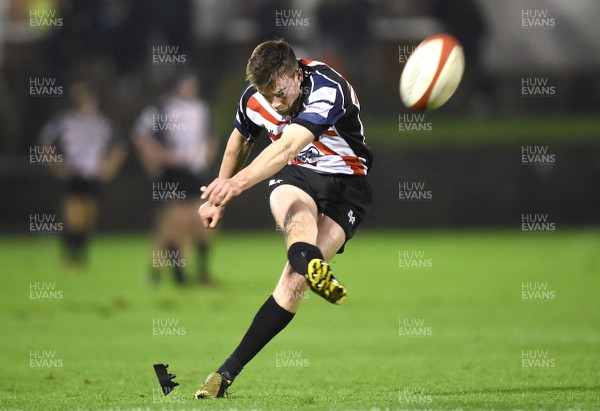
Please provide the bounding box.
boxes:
[1,230,599,410]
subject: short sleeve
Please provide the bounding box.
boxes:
[292,84,345,138]
[39,115,63,146]
[133,106,159,138]
[234,87,262,142]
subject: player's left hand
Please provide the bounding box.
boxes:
[198,201,225,229]
[201,177,243,207]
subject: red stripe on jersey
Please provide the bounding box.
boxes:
[341,156,366,175]
[247,96,287,126]
[313,141,339,156]
[299,58,315,65]
[314,141,366,174]
[324,129,338,137]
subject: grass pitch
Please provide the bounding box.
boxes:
[1,230,599,410]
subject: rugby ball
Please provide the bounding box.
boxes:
[400,33,465,111]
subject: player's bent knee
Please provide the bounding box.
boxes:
[270,190,319,245]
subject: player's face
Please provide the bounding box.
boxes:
[259,68,302,116]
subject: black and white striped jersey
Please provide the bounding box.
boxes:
[235,59,373,175]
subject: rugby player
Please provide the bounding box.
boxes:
[133,72,218,285]
[195,39,373,398]
[40,82,126,268]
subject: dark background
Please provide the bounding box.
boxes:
[1,0,599,233]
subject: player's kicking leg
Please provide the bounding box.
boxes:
[194,185,346,398]
[272,185,347,305]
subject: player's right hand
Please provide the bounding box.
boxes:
[198,201,225,229]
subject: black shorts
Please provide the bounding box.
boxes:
[161,167,207,200]
[267,165,372,253]
[66,177,100,198]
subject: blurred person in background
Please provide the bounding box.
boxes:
[39,82,127,268]
[316,0,370,80]
[2,0,67,153]
[132,72,217,286]
[431,0,490,114]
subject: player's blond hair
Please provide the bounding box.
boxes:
[246,39,298,91]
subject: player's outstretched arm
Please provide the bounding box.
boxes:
[218,128,253,179]
[202,123,314,207]
[233,123,314,188]
[199,128,252,229]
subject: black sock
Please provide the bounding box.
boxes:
[287,242,323,275]
[63,231,87,264]
[197,242,209,281]
[217,295,294,380]
[166,244,185,285]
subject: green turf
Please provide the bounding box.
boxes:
[1,230,599,410]
[364,114,600,145]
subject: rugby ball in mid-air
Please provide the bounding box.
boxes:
[400,33,465,111]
